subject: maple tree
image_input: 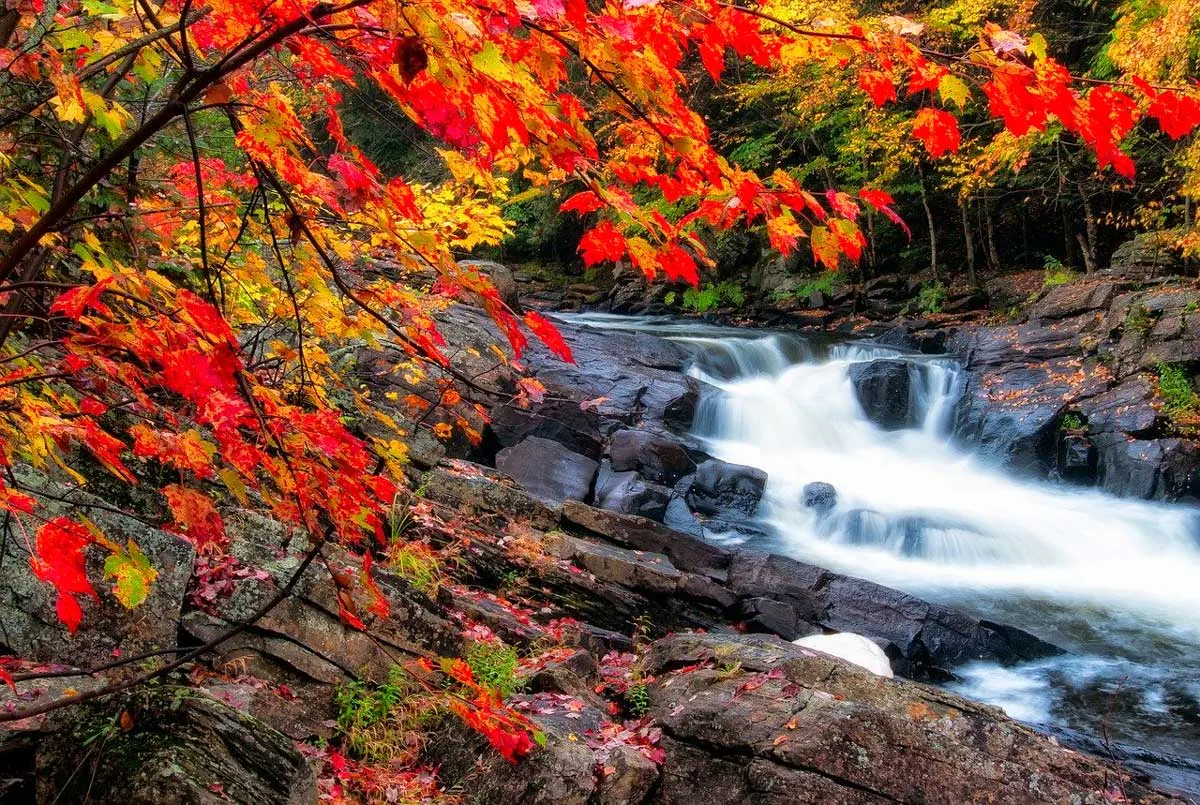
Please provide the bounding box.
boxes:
[0,0,1197,764]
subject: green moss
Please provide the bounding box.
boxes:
[1125,303,1154,336]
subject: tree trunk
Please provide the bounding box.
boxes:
[864,209,876,277]
[961,202,977,287]
[918,168,939,281]
[984,198,1001,272]
[1076,181,1098,273]
[1076,233,1096,274]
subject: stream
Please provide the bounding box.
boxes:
[559,312,1200,778]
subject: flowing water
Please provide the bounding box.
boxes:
[560,312,1200,775]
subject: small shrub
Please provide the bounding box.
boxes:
[1157,363,1199,420]
[388,476,430,537]
[386,540,444,596]
[334,668,430,765]
[625,682,651,717]
[917,281,947,315]
[466,640,521,698]
[1185,299,1199,314]
[1060,412,1085,432]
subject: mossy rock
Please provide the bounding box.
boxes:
[36,686,315,804]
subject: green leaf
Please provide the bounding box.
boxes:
[103,540,157,609]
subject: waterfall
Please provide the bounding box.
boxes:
[558,313,1200,766]
[684,336,1200,614]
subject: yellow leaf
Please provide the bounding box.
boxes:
[938,75,971,110]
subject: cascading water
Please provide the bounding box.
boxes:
[560,312,1200,776]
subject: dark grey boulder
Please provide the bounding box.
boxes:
[801,481,837,514]
[496,436,599,504]
[593,463,673,522]
[1078,376,1159,435]
[1058,433,1097,483]
[609,429,696,485]
[686,459,767,518]
[457,258,521,311]
[1093,433,1200,500]
[848,358,916,430]
[1108,231,1183,278]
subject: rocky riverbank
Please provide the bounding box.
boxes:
[536,258,1200,504]
[2,293,1196,803]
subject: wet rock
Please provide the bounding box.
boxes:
[643,632,1175,805]
[662,495,705,538]
[609,429,696,485]
[560,501,731,582]
[0,467,194,668]
[1093,434,1200,500]
[1078,376,1159,434]
[36,686,316,805]
[489,402,604,460]
[951,356,1103,476]
[848,358,916,430]
[801,481,837,514]
[686,459,767,519]
[726,549,1061,678]
[496,436,599,504]
[594,463,673,522]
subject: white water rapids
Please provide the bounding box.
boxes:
[560,313,1200,768]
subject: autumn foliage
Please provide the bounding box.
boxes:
[0,0,1196,756]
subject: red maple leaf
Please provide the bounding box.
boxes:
[578,220,626,265]
[911,107,961,157]
[30,517,98,633]
[858,71,897,107]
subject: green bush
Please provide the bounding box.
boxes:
[674,281,745,313]
[1060,412,1085,431]
[796,270,842,298]
[1157,363,1199,420]
[1041,255,1075,289]
[917,281,947,315]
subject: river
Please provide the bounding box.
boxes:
[558,312,1200,780]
